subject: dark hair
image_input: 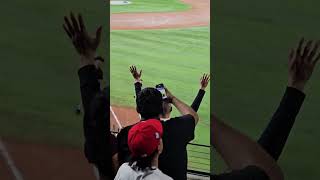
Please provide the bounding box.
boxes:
[128,150,158,171]
[136,87,163,120]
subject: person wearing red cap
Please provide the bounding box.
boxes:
[115,119,173,180]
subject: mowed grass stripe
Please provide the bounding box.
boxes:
[111,28,210,147]
[112,29,210,48]
[111,0,190,13]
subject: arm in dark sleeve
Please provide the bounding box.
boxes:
[258,87,305,161]
[212,166,269,180]
[134,82,142,105]
[191,89,206,112]
[78,65,101,114]
[79,67,116,177]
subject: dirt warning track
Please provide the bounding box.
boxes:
[111,0,210,30]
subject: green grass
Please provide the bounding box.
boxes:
[213,0,320,179]
[0,0,108,147]
[110,27,210,171]
[110,27,210,145]
[111,0,190,13]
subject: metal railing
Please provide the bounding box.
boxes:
[111,130,211,176]
[187,143,210,176]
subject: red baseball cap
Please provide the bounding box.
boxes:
[128,119,163,158]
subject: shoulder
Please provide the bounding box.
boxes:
[166,114,194,123]
[164,114,195,128]
[149,169,173,180]
[118,163,131,171]
[115,163,134,179]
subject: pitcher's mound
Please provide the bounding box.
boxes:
[110,1,132,5]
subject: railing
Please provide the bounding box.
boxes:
[111,131,211,176]
[187,143,210,176]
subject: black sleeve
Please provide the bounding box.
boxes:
[78,65,114,177]
[134,81,142,97]
[134,82,142,107]
[78,65,101,115]
[96,67,103,80]
[191,89,205,112]
[258,87,305,160]
[167,115,196,144]
[212,166,269,180]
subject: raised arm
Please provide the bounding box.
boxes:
[63,13,115,179]
[191,73,210,111]
[129,65,143,99]
[258,38,320,160]
[166,88,199,125]
[212,114,284,180]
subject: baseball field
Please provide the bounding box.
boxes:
[0,0,210,179]
[0,0,107,179]
[110,0,210,173]
[213,0,320,179]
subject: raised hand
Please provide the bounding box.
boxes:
[164,87,175,103]
[129,65,142,81]
[200,73,210,90]
[63,12,102,60]
[288,38,320,91]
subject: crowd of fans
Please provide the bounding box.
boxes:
[63,12,320,180]
[63,13,210,180]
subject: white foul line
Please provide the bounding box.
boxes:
[92,106,122,179]
[0,138,24,180]
[110,106,123,129]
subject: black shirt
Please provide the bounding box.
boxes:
[78,65,116,178]
[117,114,195,180]
[159,114,195,180]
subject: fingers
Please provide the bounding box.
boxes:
[129,65,134,73]
[302,40,312,59]
[206,74,211,82]
[313,51,320,66]
[63,24,72,39]
[95,26,102,46]
[200,73,210,85]
[296,38,304,57]
[78,14,86,33]
[64,16,74,35]
[288,48,295,69]
[309,41,320,62]
[70,12,80,33]
[139,69,142,76]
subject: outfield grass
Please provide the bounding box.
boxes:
[0,0,108,147]
[110,27,210,144]
[110,27,210,172]
[111,0,190,13]
[213,1,320,179]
